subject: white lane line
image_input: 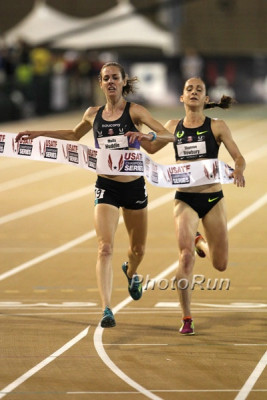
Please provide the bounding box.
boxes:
[1,309,267,317]
[0,193,174,400]
[104,344,168,346]
[243,144,267,163]
[93,262,179,400]
[0,191,174,282]
[93,193,267,400]
[0,143,265,228]
[0,165,71,193]
[234,351,267,400]
[0,231,96,281]
[2,188,264,283]
[234,344,267,346]
[0,326,89,399]
[67,389,267,395]
[228,193,267,230]
[1,143,266,221]
[0,186,93,225]
[0,192,265,398]
[0,182,266,397]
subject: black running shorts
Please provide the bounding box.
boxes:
[95,176,148,210]
[174,190,224,218]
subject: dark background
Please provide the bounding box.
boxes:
[0,0,266,122]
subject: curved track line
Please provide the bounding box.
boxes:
[94,262,178,400]
[93,193,267,399]
[0,184,266,396]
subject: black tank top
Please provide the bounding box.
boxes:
[173,117,219,161]
[93,102,140,150]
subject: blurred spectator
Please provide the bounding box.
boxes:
[208,76,235,102]
[50,53,68,112]
[180,48,204,81]
[30,46,52,115]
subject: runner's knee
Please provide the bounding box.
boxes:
[98,242,113,258]
[130,244,145,259]
[179,248,195,273]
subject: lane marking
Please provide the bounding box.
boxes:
[234,351,267,400]
[0,191,173,282]
[0,326,89,399]
[67,389,267,394]
[0,165,71,193]
[104,344,168,346]
[0,149,171,195]
[0,193,266,398]
[0,193,174,400]
[0,186,94,225]
[244,144,267,163]
[1,143,266,224]
[1,189,265,282]
[0,147,266,397]
[93,193,267,400]
[93,262,180,400]
[228,193,267,230]
[234,344,267,347]
[155,302,267,309]
[0,302,97,308]
[1,309,267,317]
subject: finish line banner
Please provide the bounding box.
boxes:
[0,132,234,188]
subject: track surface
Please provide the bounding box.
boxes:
[0,106,266,399]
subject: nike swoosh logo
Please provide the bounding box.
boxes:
[135,199,147,204]
[208,197,219,203]
[176,131,184,138]
[196,130,208,135]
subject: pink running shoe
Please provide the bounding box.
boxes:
[195,231,206,258]
[179,318,195,335]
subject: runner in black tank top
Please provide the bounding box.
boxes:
[126,77,246,335]
[15,62,175,329]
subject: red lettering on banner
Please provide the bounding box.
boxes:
[45,140,57,147]
[124,152,142,160]
[67,144,78,152]
[167,164,191,180]
[88,149,97,158]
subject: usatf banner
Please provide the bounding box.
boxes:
[0,132,234,188]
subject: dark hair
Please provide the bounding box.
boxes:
[204,95,235,110]
[183,77,235,110]
[99,62,138,96]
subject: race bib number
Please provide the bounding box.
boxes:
[95,188,105,200]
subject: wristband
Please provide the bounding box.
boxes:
[149,132,157,142]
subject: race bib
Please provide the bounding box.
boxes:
[177,141,207,158]
[98,136,128,150]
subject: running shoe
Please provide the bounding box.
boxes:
[122,262,142,301]
[195,231,206,258]
[179,318,195,335]
[100,306,116,328]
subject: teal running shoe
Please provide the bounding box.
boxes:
[100,306,116,328]
[122,262,142,301]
